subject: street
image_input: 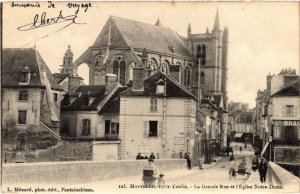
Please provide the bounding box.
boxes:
[80,142,258,193]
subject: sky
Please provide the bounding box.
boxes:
[3,1,300,108]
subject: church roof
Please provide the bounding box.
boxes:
[120,71,196,99]
[93,16,192,58]
[2,48,62,90]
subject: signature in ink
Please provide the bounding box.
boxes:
[17,10,84,31]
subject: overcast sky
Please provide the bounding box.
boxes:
[3,2,299,108]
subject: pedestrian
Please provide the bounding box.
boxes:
[157,173,165,186]
[245,143,247,149]
[229,157,237,180]
[136,153,142,160]
[150,153,155,160]
[144,155,149,159]
[252,157,259,172]
[239,146,242,153]
[258,158,268,183]
[184,153,192,170]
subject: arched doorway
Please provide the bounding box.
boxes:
[77,63,90,85]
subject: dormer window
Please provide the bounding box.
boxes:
[82,95,95,107]
[83,96,90,107]
[156,79,165,95]
[19,72,30,84]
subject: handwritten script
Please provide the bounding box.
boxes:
[17,11,84,31]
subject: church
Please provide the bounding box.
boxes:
[59,11,229,161]
[60,10,228,107]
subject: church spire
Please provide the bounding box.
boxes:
[155,18,163,27]
[213,8,220,32]
[206,27,209,34]
[61,45,74,74]
[188,23,191,38]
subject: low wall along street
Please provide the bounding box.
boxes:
[2,159,186,185]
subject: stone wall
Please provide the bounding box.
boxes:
[2,159,186,185]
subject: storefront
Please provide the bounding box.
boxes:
[272,120,300,142]
[270,120,300,161]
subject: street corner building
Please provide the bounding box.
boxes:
[254,68,300,176]
[1,48,64,162]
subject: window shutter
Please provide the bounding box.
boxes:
[116,123,119,134]
[144,121,148,137]
[282,105,286,117]
[295,106,298,117]
[158,121,163,137]
[105,120,110,134]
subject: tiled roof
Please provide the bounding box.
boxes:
[61,85,106,111]
[272,78,300,97]
[93,16,192,58]
[99,87,128,114]
[120,71,196,99]
[2,48,62,90]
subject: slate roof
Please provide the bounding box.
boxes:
[272,78,300,97]
[99,87,128,114]
[120,71,196,99]
[93,16,192,58]
[61,85,106,111]
[2,48,62,90]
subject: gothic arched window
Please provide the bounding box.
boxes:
[94,55,103,67]
[112,55,126,85]
[196,45,201,58]
[120,60,126,85]
[146,58,158,77]
[201,45,206,65]
[160,60,170,74]
[201,72,205,84]
[184,65,192,88]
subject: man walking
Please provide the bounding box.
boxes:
[258,158,268,183]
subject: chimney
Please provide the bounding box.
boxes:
[132,66,144,91]
[69,76,83,92]
[105,73,117,93]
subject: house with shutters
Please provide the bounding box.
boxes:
[60,68,197,160]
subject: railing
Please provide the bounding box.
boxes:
[61,136,120,141]
[267,162,300,187]
[40,122,61,140]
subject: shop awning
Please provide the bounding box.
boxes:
[261,142,269,156]
[234,132,243,138]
